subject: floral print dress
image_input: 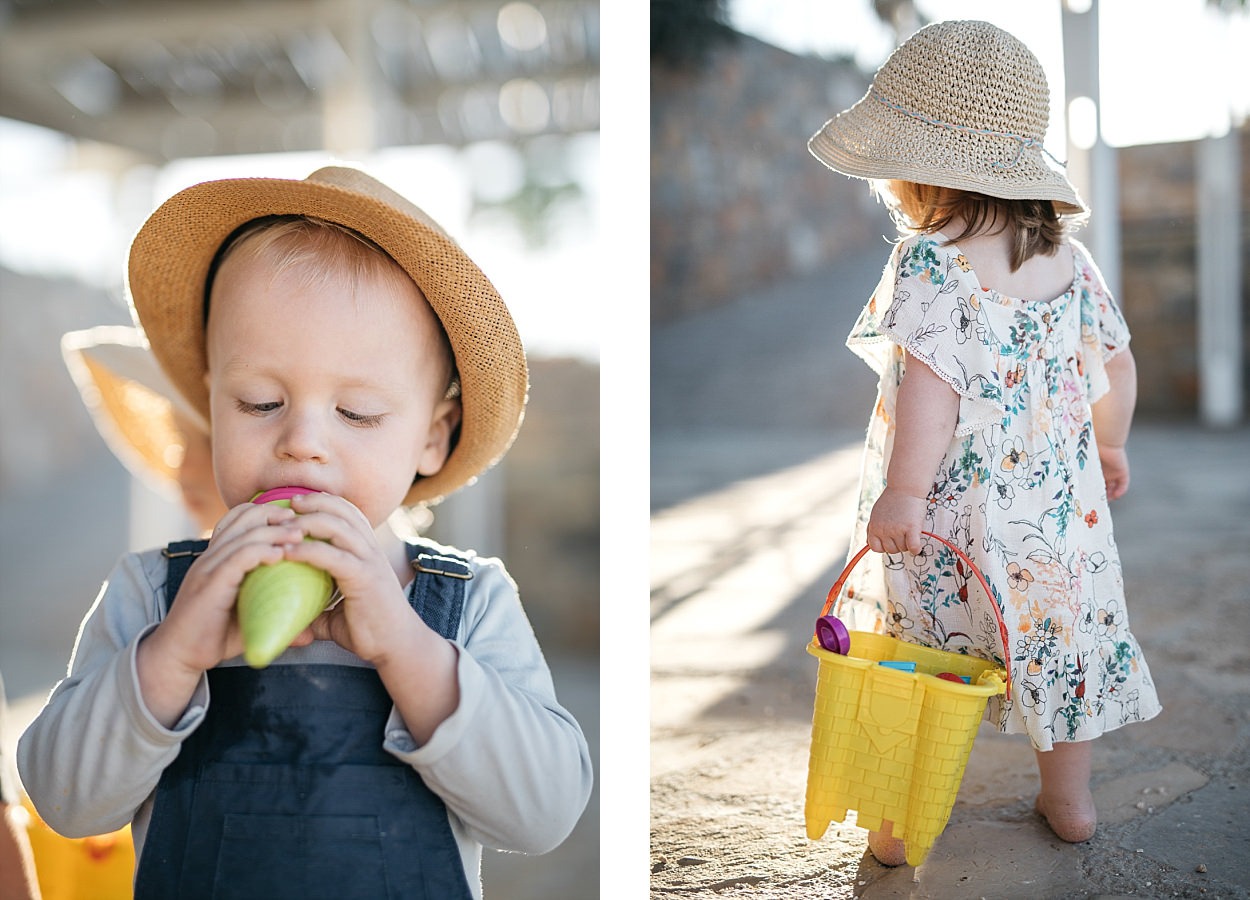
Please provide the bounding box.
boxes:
[838,232,1161,751]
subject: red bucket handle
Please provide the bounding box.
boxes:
[818,531,1013,701]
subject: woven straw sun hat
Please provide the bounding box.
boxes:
[61,325,208,498]
[127,165,528,506]
[808,20,1086,215]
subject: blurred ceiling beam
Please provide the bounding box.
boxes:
[0,0,599,159]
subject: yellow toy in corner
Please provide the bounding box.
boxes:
[20,794,134,900]
[804,534,1011,867]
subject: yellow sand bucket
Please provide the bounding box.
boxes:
[804,532,1012,867]
[20,793,135,900]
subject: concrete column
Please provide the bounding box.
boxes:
[1061,0,1121,302]
[1196,129,1244,427]
[322,0,380,156]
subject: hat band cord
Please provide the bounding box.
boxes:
[871,91,1068,171]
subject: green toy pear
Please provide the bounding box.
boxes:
[237,486,336,668]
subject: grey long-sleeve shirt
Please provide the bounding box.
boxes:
[17,541,592,899]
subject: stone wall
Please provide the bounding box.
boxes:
[651,34,889,323]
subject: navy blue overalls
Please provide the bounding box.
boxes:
[133,539,476,900]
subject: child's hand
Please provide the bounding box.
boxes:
[283,492,460,743]
[866,487,928,555]
[1099,444,1130,501]
[280,492,421,666]
[137,501,308,726]
[284,492,460,744]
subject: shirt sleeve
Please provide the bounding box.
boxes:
[1074,239,1131,404]
[16,550,209,838]
[381,555,592,855]
[847,235,1005,436]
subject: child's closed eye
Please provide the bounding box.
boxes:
[337,407,386,428]
[235,399,282,415]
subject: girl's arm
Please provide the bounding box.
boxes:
[1091,347,1137,500]
[868,352,959,555]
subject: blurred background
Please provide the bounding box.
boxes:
[0,1,599,897]
[653,0,1247,419]
[651,0,1249,893]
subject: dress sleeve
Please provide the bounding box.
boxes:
[1074,240,1131,404]
[847,235,1005,436]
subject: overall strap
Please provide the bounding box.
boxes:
[162,539,209,610]
[406,543,472,640]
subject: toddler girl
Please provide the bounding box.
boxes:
[807,20,1160,865]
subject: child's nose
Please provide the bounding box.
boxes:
[276,410,329,463]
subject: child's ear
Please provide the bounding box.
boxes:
[415,397,463,476]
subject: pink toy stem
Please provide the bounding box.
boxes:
[818,531,1013,701]
[252,486,321,504]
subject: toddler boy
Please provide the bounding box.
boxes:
[19,167,592,900]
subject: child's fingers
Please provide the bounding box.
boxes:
[288,490,370,527]
[284,508,366,544]
[868,532,912,556]
[187,538,290,596]
[198,506,302,575]
[211,500,297,541]
[206,502,251,539]
[280,530,378,586]
[284,494,375,556]
[190,523,306,596]
[207,517,305,558]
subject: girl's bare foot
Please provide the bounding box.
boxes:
[1035,742,1097,842]
[867,820,909,866]
[1035,791,1097,842]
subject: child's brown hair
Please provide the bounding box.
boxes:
[878,180,1080,272]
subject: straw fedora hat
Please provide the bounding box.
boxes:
[808,20,1086,215]
[127,166,528,506]
[61,325,207,498]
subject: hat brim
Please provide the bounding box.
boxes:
[62,326,197,498]
[808,91,1087,216]
[127,167,528,506]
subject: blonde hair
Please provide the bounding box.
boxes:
[876,180,1081,271]
[208,215,459,397]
